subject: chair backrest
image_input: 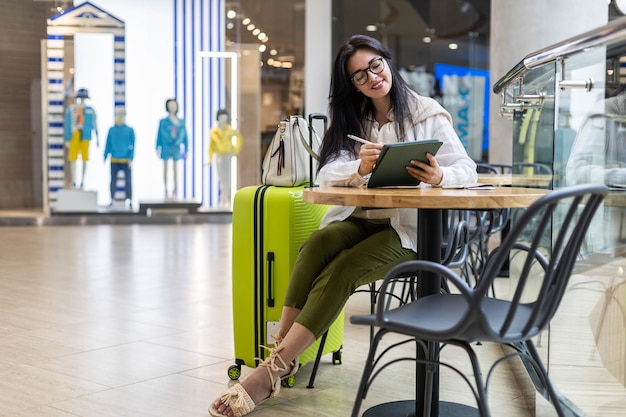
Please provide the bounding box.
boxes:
[511,162,553,176]
[441,209,470,269]
[475,184,607,341]
[476,162,513,175]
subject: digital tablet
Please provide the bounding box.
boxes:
[367,139,444,188]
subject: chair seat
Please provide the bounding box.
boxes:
[351,293,540,343]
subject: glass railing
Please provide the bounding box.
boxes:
[493,17,626,417]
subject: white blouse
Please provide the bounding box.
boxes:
[317,92,477,252]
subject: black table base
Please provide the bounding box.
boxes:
[363,400,479,417]
[363,209,480,417]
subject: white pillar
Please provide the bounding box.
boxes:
[305,0,332,117]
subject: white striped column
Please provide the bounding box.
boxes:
[45,34,66,205]
[113,33,128,202]
[174,0,225,206]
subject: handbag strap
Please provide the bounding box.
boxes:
[293,117,320,161]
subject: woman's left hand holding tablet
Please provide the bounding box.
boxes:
[406,153,443,185]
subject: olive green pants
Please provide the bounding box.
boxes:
[284,216,416,339]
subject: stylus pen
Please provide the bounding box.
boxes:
[347,134,374,144]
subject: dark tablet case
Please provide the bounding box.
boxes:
[367,140,444,188]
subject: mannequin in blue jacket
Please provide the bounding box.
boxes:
[156,99,188,198]
[104,112,135,206]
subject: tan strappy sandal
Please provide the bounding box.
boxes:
[208,345,296,417]
[208,383,254,417]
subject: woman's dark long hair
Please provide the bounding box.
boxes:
[318,35,415,170]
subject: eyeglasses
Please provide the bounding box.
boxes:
[350,57,385,86]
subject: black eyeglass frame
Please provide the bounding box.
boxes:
[350,57,385,86]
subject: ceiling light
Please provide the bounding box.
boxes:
[227,22,234,30]
[258,32,267,41]
[448,43,458,50]
[252,28,260,36]
[247,24,255,31]
[259,44,267,52]
[242,18,250,25]
[270,49,278,56]
[365,25,377,32]
[227,10,236,19]
[422,36,432,44]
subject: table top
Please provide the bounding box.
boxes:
[477,173,553,187]
[303,186,549,210]
[606,190,626,207]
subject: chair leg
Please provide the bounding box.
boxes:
[419,340,437,417]
[525,340,567,417]
[456,341,491,417]
[351,328,388,417]
[367,281,380,344]
[307,330,328,388]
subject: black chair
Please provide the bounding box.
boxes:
[350,184,608,417]
[472,163,516,287]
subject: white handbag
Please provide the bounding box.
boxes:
[261,115,321,187]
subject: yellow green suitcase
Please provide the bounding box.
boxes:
[229,184,344,387]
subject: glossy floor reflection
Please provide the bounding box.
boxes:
[0,223,618,416]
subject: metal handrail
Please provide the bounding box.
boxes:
[493,17,626,94]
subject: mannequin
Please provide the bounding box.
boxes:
[209,109,243,208]
[104,112,135,207]
[156,98,188,199]
[64,88,98,188]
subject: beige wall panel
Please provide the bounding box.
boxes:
[0,1,48,209]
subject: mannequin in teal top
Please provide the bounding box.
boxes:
[104,112,135,206]
[156,98,188,198]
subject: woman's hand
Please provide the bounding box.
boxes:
[406,153,443,185]
[358,142,384,176]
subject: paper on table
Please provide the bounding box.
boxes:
[442,183,495,190]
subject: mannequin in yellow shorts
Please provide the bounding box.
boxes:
[64,88,99,188]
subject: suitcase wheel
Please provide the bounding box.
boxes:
[227,364,241,380]
[281,375,296,388]
[332,350,343,365]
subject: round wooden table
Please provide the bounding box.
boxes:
[303,186,549,417]
[303,186,548,209]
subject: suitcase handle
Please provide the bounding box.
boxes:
[267,252,275,307]
[308,113,327,188]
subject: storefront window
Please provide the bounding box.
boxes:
[226,0,491,162]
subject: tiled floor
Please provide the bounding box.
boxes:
[0,223,621,416]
